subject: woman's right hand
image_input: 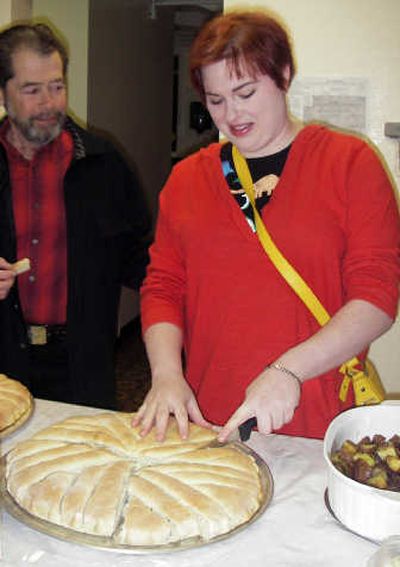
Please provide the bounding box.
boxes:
[0,257,16,300]
[131,373,213,441]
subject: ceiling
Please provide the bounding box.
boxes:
[154,0,222,10]
[151,0,223,49]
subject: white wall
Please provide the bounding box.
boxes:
[226,0,400,395]
[0,2,88,126]
[0,1,12,24]
[32,0,89,125]
[11,0,32,20]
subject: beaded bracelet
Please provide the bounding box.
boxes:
[266,362,303,387]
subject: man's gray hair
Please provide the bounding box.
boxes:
[0,23,68,89]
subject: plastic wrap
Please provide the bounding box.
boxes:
[0,512,235,567]
[367,537,400,567]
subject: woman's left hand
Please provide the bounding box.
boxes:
[217,366,301,443]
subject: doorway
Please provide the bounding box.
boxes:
[88,0,222,328]
[88,0,222,220]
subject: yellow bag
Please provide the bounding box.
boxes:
[232,145,385,406]
[339,357,385,406]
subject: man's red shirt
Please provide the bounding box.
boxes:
[0,120,73,324]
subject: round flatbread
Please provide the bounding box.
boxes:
[5,413,263,546]
[0,374,33,436]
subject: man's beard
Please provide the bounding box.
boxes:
[7,107,65,146]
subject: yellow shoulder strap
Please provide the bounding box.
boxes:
[232,145,330,326]
[231,145,385,405]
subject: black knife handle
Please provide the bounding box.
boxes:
[239,417,257,442]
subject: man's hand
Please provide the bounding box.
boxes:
[131,374,213,441]
[0,257,16,300]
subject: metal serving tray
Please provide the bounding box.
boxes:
[0,397,34,440]
[0,442,273,554]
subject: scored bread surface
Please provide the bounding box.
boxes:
[5,413,263,546]
[0,374,32,432]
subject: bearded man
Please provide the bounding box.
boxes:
[0,23,151,408]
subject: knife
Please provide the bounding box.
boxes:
[238,417,257,442]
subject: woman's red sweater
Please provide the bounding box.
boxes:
[141,125,400,438]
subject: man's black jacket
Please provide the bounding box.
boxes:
[0,117,151,408]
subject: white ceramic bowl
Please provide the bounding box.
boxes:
[323,402,400,542]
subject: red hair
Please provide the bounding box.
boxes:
[189,10,295,100]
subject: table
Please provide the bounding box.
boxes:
[0,399,378,566]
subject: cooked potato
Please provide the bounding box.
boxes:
[341,440,358,455]
[376,444,397,460]
[367,470,388,489]
[331,434,400,492]
[387,455,400,473]
[354,452,375,467]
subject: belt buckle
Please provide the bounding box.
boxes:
[28,325,47,345]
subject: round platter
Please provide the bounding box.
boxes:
[1,442,273,554]
[0,396,34,440]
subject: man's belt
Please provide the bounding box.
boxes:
[27,324,67,346]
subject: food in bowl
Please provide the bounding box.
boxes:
[331,434,400,491]
[323,404,400,542]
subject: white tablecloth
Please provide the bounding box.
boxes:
[0,400,378,566]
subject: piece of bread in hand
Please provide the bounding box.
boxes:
[12,258,31,275]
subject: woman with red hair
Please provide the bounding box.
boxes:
[134,10,399,442]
